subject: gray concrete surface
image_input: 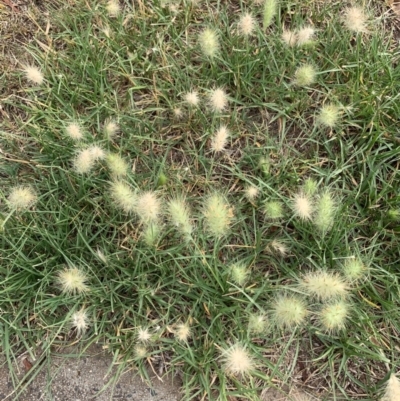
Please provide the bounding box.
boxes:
[0,344,181,401]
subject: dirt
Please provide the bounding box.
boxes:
[0,343,182,401]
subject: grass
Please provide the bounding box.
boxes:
[1,0,400,400]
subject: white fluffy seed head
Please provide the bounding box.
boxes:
[222,343,254,376]
[203,193,234,238]
[209,88,228,112]
[319,301,350,332]
[318,104,340,128]
[296,26,315,46]
[198,28,219,58]
[137,327,152,343]
[292,193,313,220]
[135,191,161,223]
[73,149,96,174]
[245,186,259,201]
[23,65,44,85]
[104,119,119,139]
[211,125,229,152]
[343,7,368,33]
[228,262,249,286]
[57,267,89,294]
[88,144,106,160]
[271,295,308,328]
[8,187,37,210]
[71,309,89,336]
[383,374,400,401]
[106,153,128,177]
[167,197,192,237]
[265,239,288,256]
[110,181,136,213]
[300,271,349,301]
[294,64,317,87]
[134,345,147,359]
[66,123,84,141]
[248,313,268,335]
[282,29,297,46]
[238,13,256,36]
[106,0,120,17]
[184,91,200,106]
[175,323,191,342]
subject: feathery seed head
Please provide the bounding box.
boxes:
[318,104,340,128]
[222,343,254,376]
[294,64,317,87]
[382,374,400,401]
[106,0,120,17]
[167,197,193,237]
[248,313,268,335]
[209,88,228,112]
[211,125,229,152]
[314,191,336,232]
[303,178,318,196]
[184,91,200,106]
[292,193,313,220]
[73,148,96,174]
[23,65,44,85]
[88,144,106,161]
[173,107,183,119]
[296,26,315,46]
[238,13,256,36]
[142,222,161,246]
[272,295,308,328]
[8,187,37,210]
[106,153,128,177]
[203,193,234,237]
[263,0,277,28]
[137,327,152,343]
[265,239,288,256]
[264,201,284,219]
[71,309,89,336]
[228,262,249,286]
[135,191,161,223]
[110,181,136,213]
[134,345,147,359]
[245,186,259,201]
[319,300,349,332]
[300,271,349,301]
[175,322,191,342]
[343,7,368,33]
[104,119,119,139]
[198,28,219,58]
[342,257,368,282]
[282,29,297,46]
[387,209,400,221]
[57,267,89,294]
[66,123,84,141]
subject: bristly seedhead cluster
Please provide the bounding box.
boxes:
[66,122,84,141]
[135,191,161,224]
[222,343,254,376]
[106,153,128,177]
[211,125,229,152]
[238,13,256,37]
[110,181,136,213]
[248,313,268,335]
[203,193,234,238]
[343,6,368,33]
[264,201,284,219]
[209,88,228,112]
[300,271,349,301]
[382,374,400,401]
[57,267,89,294]
[23,65,44,85]
[314,191,336,233]
[318,104,340,128]
[71,309,89,336]
[167,197,193,238]
[106,0,120,17]
[263,0,277,29]
[198,28,219,58]
[271,295,308,328]
[294,64,317,87]
[175,322,191,342]
[342,257,368,282]
[8,186,37,211]
[228,262,249,286]
[292,193,313,220]
[318,300,350,332]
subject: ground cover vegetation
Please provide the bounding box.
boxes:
[1,0,400,400]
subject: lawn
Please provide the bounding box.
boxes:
[1,0,400,400]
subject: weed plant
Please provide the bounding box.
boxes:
[1,0,400,400]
